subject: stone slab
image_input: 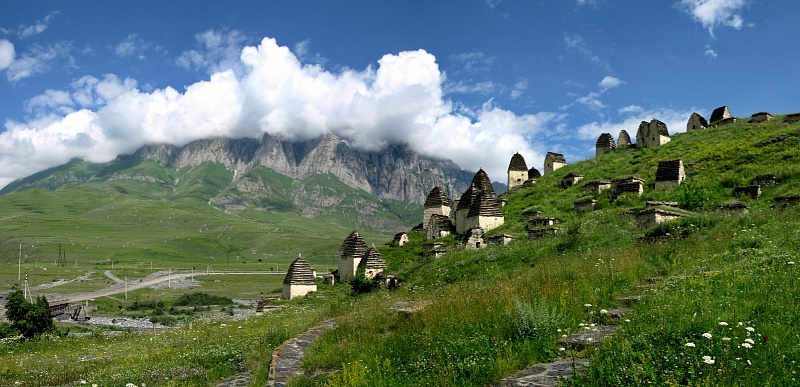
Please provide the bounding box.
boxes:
[558,325,619,349]
[493,359,590,387]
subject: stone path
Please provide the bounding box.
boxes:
[493,359,589,387]
[267,319,337,387]
[216,370,254,387]
[215,319,336,387]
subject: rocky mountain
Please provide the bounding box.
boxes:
[129,133,474,204]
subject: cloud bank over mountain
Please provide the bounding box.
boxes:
[1,36,559,189]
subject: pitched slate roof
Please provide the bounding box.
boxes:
[339,230,368,259]
[655,160,684,182]
[424,187,453,208]
[528,167,541,179]
[467,190,503,218]
[508,152,528,172]
[358,246,387,271]
[545,152,566,163]
[688,112,709,129]
[710,106,732,123]
[618,130,632,146]
[652,119,669,136]
[283,255,316,285]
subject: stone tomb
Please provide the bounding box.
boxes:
[617,130,632,147]
[710,105,732,123]
[583,181,611,194]
[635,208,684,229]
[635,118,670,148]
[423,187,453,231]
[422,241,446,258]
[391,232,408,247]
[749,112,774,123]
[655,159,685,190]
[528,227,561,240]
[611,176,644,197]
[527,216,556,229]
[427,214,452,240]
[464,226,486,250]
[775,195,800,209]
[358,246,387,279]
[489,234,514,246]
[751,174,777,187]
[282,255,317,300]
[686,112,708,131]
[786,113,800,123]
[338,231,369,283]
[595,133,616,156]
[507,152,529,191]
[733,185,761,200]
[544,152,567,175]
[574,198,597,213]
[720,201,750,215]
[521,209,543,221]
[561,173,584,188]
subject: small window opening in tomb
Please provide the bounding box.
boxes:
[652,137,655,141]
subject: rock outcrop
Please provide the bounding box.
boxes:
[130,133,472,205]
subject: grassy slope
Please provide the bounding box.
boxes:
[289,116,800,386]
[2,117,800,386]
[0,160,416,291]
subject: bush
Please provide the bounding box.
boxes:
[4,291,55,339]
[173,292,234,307]
[507,296,563,339]
[349,271,378,295]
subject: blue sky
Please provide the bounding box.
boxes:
[0,0,798,188]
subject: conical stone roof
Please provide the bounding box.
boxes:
[339,230,368,259]
[596,133,616,150]
[470,168,495,196]
[424,187,453,208]
[507,153,528,172]
[467,190,503,218]
[618,130,632,146]
[528,167,541,179]
[358,246,387,271]
[283,255,316,285]
[457,185,478,210]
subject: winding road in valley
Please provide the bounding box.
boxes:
[47,270,286,304]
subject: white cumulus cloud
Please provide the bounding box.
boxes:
[0,37,559,188]
[0,39,15,70]
[676,0,749,36]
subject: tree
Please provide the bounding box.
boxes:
[4,290,55,339]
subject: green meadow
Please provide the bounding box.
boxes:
[2,116,800,386]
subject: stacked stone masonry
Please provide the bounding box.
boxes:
[544,152,567,175]
[636,118,670,148]
[655,159,685,190]
[338,231,368,282]
[507,152,529,191]
[733,185,761,199]
[686,112,708,131]
[583,181,611,194]
[595,133,616,156]
[282,256,317,300]
[617,130,632,147]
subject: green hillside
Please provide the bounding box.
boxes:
[293,114,800,386]
[0,159,421,290]
[3,115,800,386]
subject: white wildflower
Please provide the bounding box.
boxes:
[600,309,608,315]
[703,332,713,339]
[559,347,566,351]
[703,355,715,365]
[788,261,795,265]
[584,304,592,307]
[742,342,753,349]
[745,338,755,344]
[722,337,731,341]
[719,322,728,326]
[685,342,696,347]
[746,327,755,332]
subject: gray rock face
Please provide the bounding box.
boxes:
[131,133,472,204]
